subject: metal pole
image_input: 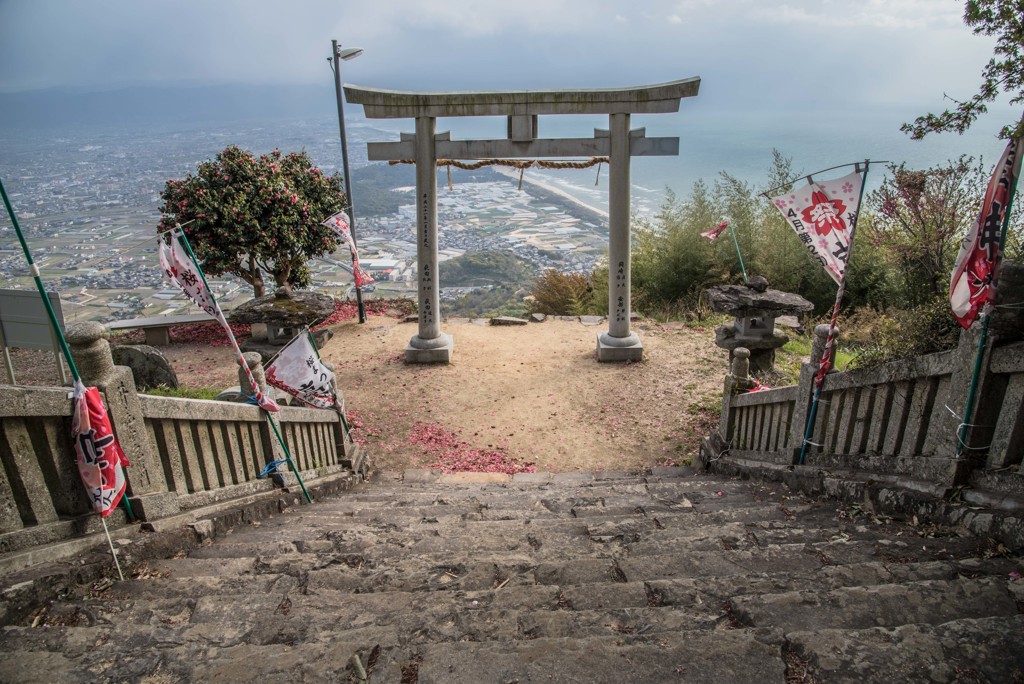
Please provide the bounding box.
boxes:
[331,39,366,324]
[955,139,1022,458]
[728,222,748,284]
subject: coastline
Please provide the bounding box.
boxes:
[493,167,609,225]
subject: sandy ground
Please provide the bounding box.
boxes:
[5,315,728,473]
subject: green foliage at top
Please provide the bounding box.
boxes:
[158,145,345,297]
[903,0,1024,139]
[439,250,533,287]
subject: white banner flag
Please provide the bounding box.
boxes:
[770,170,864,284]
[159,230,280,412]
[265,332,336,410]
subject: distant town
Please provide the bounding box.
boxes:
[0,117,611,324]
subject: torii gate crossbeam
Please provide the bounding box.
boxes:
[345,78,700,363]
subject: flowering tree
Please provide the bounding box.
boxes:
[158,145,344,297]
[865,157,987,306]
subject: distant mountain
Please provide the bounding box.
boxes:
[0,84,336,128]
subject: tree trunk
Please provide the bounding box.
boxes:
[249,256,266,297]
[275,263,291,288]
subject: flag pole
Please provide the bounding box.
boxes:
[3,177,135,566]
[265,411,313,503]
[171,229,313,504]
[101,518,125,581]
[954,151,1021,459]
[728,222,749,284]
[1,177,81,383]
[307,329,352,434]
[797,161,872,466]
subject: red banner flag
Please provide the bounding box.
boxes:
[949,137,1023,328]
[72,382,129,517]
[322,210,375,287]
[701,218,730,242]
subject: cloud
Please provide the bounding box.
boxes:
[748,0,963,30]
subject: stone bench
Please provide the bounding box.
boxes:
[107,313,215,346]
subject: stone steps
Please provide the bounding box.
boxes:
[732,576,1020,631]
[786,615,1024,683]
[2,470,1021,682]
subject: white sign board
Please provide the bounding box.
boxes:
[0,288,66,385]
[0,288,64,348]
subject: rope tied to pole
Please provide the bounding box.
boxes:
[388,156,611,190]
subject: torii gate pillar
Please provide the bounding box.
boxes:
[407,115,453,362]
[598,112,642,360]
[346,79,700,364]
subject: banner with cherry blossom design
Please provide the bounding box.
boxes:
[265,332,336,410]
[321,210,375,288]
[72,381,130,517]
[770,171,864,284]
[159,229,280,412]
[949,136,1023,328]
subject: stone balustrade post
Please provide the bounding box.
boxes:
[66,322,179,520]
[731,347,751,381]
[239,352,280,464]
[809,324,838,368]
[321,359,355,460]
[238,352,268,399]
[718,347,752,446]
[788,324,836,462]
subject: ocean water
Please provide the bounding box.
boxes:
[356,106,1016,216]
[1,104,1012,225]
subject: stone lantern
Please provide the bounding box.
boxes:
[229,287,336,361]
[706,276,814,374]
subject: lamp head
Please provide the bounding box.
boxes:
[338,47,364,61]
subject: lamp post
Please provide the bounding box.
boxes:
[330,39,366,323]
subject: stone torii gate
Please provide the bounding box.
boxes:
[344,78,700,363]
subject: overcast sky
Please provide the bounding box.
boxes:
[0,1,1005,111]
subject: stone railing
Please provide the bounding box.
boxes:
[707,324,1024,490]
[0,322,362,564]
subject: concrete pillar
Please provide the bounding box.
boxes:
[407,116,453,363]
[67,322,179,520]
[598,112,642,362]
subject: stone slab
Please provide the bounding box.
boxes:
[597,335,643,362]
[406,338,453,364]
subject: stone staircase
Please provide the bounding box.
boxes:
[1,470,1022,683]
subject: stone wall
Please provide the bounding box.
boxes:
[0,322,363,566]
[705,325,1024,494]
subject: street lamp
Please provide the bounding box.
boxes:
[330,39,366,323]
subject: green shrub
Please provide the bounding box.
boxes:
[849,297,961,368]
[526,269,602,316]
